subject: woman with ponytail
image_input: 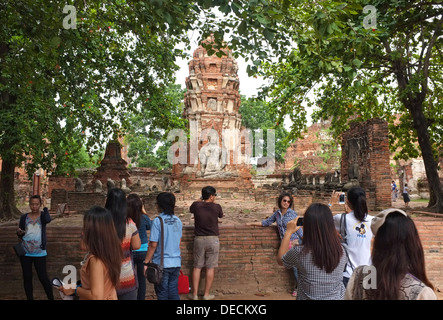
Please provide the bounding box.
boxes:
[330,187,374,287]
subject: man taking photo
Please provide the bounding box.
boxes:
[188,186,223,300]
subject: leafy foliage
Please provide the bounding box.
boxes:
[214,0,443,208]
[253,1,443,161]
[0,0,206,179]
[239,96,290,163]
[0,0,227,217]
[124,84,186,170]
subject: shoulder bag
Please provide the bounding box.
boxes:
[13,239,26,258]
[145,216,164,285]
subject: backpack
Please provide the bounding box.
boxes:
[339,213,355,272]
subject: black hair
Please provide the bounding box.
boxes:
[201,186,217,200]
[370,211,433,299]
[127,193,143,228]
[302,203,343,273]
[29,194,42,204]
[346,187,368,222]
[277,192,293,210]
[105,188,127,241]
[157,192,176,215]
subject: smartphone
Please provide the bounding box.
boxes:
[296,217,304,226]
[51,277,64,289]
[339,193,345,204]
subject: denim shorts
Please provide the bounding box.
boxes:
[193,236,220,268]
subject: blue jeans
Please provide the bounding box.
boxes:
[293,267,299,289]
[133,250,147,300]
[154,267,180,300]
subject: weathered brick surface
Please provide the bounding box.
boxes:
[0,224,293,299]
[283,121,340,173]
[413,217,443,288]
[1,216,441,299]
[341,119,391,210]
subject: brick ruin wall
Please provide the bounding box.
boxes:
[0,224,292,299]
[341,119,392,210]
[1,217,442,299]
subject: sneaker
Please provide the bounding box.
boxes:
[187,293,199,300]
[202,294,215,300]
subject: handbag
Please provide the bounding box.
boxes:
[178,270,190,294]
[145,216,164,285]
[13,240,26,257]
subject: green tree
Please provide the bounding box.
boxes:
[125,84,186,170]
[239,96,289,163]
[208,0,443,212]
[0,0,222,219]
[52,142,104,176]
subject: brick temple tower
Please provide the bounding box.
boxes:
[171,36,254,196]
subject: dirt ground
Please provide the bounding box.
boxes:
[17,195,438,228]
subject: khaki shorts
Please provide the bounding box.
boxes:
[193,236,220,268]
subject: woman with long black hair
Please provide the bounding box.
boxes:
[277,203,347,300]
[127,193,151,300]
[60,206,122,300]
[105,188,141,300]
[345,208,436,300]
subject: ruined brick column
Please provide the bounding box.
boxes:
[341,118,391,210]
[95,139,131,187]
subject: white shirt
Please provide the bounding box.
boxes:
[333,211,374,278]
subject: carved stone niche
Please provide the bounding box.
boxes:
[207,98,217,111]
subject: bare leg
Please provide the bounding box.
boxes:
[191,268,201,296]
[204,268,215,297]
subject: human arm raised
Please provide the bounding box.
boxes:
[277,217,302,266]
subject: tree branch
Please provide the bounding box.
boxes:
[422,16,443,94]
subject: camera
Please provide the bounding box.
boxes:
[339,192,345,204]
[296,217,304,226]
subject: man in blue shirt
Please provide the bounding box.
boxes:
[144,192,182,300]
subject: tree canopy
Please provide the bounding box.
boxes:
[239,96,289,163]
[0,0,226,218]
[1,0,442,218]
[210,0,443,211]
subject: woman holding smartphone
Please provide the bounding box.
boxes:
[16,195,53,300]
[278,203,347,300]
[330,187,374,287]
[59,206,122,300]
